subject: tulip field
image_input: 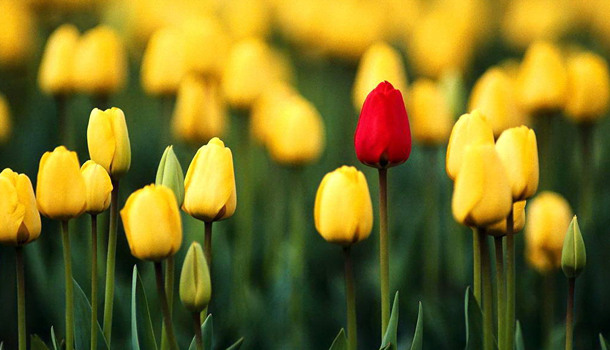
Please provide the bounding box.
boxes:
[2,1,610,350]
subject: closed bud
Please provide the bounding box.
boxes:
[486,201,526,237]
[0,169,41,246]
[36,146,87,221]
[156,146,184,207]
[495,126,539,201]
[408,79,452,145]
[81,160,113,215]
[314,166,373,246]
[0,94,10,144]
[561,216,586,278]
[183,138,236,222]
[565,52,610,123]
[87,108,131,180]
[38,24,80,96]
[179,242,212,313]
[446,110,494,180]
[141,27,187,96]
[121,185,182,261]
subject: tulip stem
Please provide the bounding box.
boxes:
[91,215,98,350]
[201,221,213,322]
[193,313,204,350]
[565,278,575,350]
[154,262,178,350]
[505,211,515,350]
[103,180,120,344]
[378,168,390,337]
[479,228,494,350]
[62,220,75,350]
[161,256,175,350]
[494,237,506,350]
[472,228,481,304]
[344,246,357,350]
[16,246,26,350]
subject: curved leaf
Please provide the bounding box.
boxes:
[73,278,109,350]
[51,327,59,350]
[601,333,609,350]
[131,265,158,350]
[226,337,245,350]
[189,314,213,350]
[464,287,484,350]
[329,329,348,350]
[30,335,50,350]
[515,321,525,350]
[410,302,424,350]
[380,292,400,350]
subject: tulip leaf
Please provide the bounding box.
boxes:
[0,341,3,350]
[226,337,245,350]
[515,321,525,350]
[410,302,424,350]
[464,287,484,350]
[30,335,50,350]
[380,292,400,350]
[131,265,158,350]
[601,333,609,350]
[73,278,109,350]
[51,326,59,350]
[189,314,213,350]
[329,328,348,350]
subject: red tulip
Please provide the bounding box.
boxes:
[354,81,412,168]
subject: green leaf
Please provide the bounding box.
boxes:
[189,314,213,350]
[515,321,525,350]
[131,265,158,350]
[51,327,59,350]
[31,335,50,350]
[226,337,245,350]
[329,329,348,350]
[73,278,109,350]
[464,287,484,350]
[410,302,424,350]
[600,333,609,350]
[0,341,3,350]
[380,292,400,350]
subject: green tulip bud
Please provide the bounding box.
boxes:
[180,242,211,313]
[561,216,587,279]
[155,146,185,207]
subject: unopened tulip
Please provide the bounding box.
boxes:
[141,27,187,96]
[452,144,512,227]
[561,216,586,278]
[121,185,182,261]
[0,94,10,143]
[314,166,373,246]
[446,110,494,180]
[38,24,80,96]
[495,126,539,201]
[565,52,610,122]
[355,81,411,168]
[156,146,184,207]
[81,160,113,215]
[183,138,236,222]
[486,201,526,237]
[0,1,34,67]
[525,191,572,272]
[408,79,452,145]
[181,16,230,77]
[0,169,41,246]
[36,146,87,221]
[352,42,408,111]
[179,242,212,313]
[250,82,297,146]
[87,107,131,179]
[517,42,568,114]
[266,94,325,165]
[73,26,127,95]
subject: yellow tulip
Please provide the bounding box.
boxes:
[408,79,453,145]
[250,82,297,146]
[38,24,80,96]
[452,144,513,227]
[517,41,568,114]
[314,166,373,246]
[468,67,526,137]
[564,52,610,122]
[222,0,272,40]
[445,110,495,180]
[0,169,41,246]
[495,126,539,201]
[0,0,34,67]
[81,160,113,215]
[181,16,230,77]
[183,138,236,222]
[486,201,526,237]
[172,75,227,145]
[141,27,187,96]
[0,94,10,144]
[121,184,182,261]
[73,26,127,96]
[36,146,87,221]
[266,94,325,165]
[352,42,408,111]
[87,107,131,180]
[179,242,212,313]
[525,191,572,272]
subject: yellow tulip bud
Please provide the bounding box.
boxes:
[38,24,80,96]
[0,169,41,246]
[408,79,452,145]
[183,138,237,222]
[452,144,513,227]
[36,146,87,221]
[314,166,373,246]
[495,126,539,201]
[179,242,212,313]
[181,16,230,77]
[525,191,572,272]
[121,184,182,261]
[0,1,34,67]
[266,95,325,166]
[517,41,568,114]
[172,75,227,145]
[81,160,113,215]
[87,107,131,180]
[250,82,297,146]
[352,42,408,111]
[222,0,272,40]
[141,27,187,96]
[446,110,495,180]
[469,67,526,137]
[564,52,610,122]
[0,94,10,144]
[486,201,526,237]
[74,26,127,95]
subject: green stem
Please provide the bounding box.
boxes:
[16,246,26,350]
[344,246,357,350]
[62,220,75,350]
[378,168,390,337]
[494,237,506,350]
[579,123,593,226]
[103,180,120,344]
[565,278,575,350]
[506,211,515,350]
[473,228,481,304]
[201,221,213,322]
[161,256,175,350]
[155,262,178,350]
[91,215,98,350]
[479,228,493,350]
[193,313,203,350]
